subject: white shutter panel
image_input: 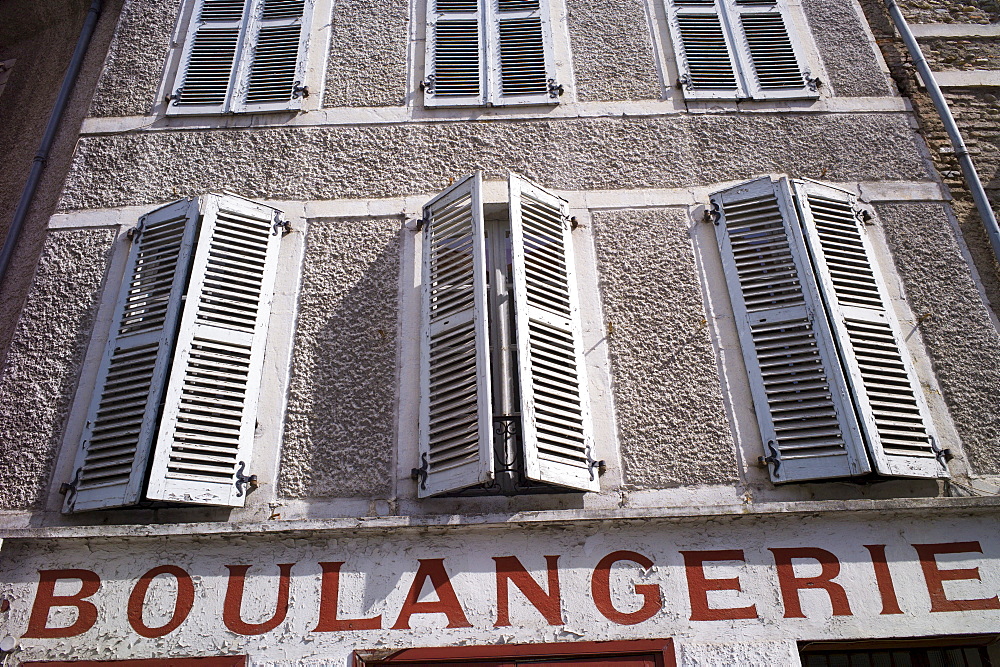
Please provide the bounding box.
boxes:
[234,0,312,112]
[66,199,200,512]
[509,174,598,492]
[417,173,494,496]
[168,0,249,115]
[726,0,816,99]
[425,0,485,107]
[792,181,946,479]
[712,177,868,483]
[488,0,558,106]
[667,0,744,100]
[145,194,283,506]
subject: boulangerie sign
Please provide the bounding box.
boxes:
[1,513,998,662]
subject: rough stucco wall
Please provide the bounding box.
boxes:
[590,208,737,489]
[59,114,929,211]
[279,216,399,498]
[876,202,1000,475]
[0,229,115,510]
[89,0,180,118]
[801,0,893,98]
[565,0,660,102]
[323,0,409,107]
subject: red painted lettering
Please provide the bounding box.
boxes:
[913,541,1000,612]
[223,563,295,635]
[24,569,101,638]
[770,547,852,618]
[391,558,471,629]
[591,550,661,625]
[494,555,562,626]
[680,550,757,621]
[313,561,382,631]
[127,565,195,638]
[863,545,903,615]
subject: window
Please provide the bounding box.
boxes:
[800,636,998,666]
[710,176,949,484]
[355,638,676,665]
[666,0,818,100]
[166,0,313,115]
[414,173,599,497]
[62,194,285,512]
[423,0,562,107]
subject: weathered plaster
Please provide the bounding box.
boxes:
[801,0,894,98]
[590,208,738,489]
[58,113,931,211]
[88,0,181,118]
[876,202,1000,476]
[279,216,400,498]
[0,229,115,510]
[565,0,661,102]
[323,0,409,108]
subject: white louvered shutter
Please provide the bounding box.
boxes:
[145,194,283,506]
[509,175,598,491]
[233,0,312,113]
[667,0,744,99]
[66,199,201,512]
[792,181,946,479]
[170,0,249,114]
[488,0,557,106]
[713,177,868,483]
[726,0,816,100]
[425,0,485,107]
[418,173,494,496]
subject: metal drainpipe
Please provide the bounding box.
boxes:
[0,0,103,285]
[884,0,1000,271]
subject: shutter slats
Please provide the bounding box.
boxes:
[498,18,548,96]
[676,13,739,89]
[433,20,482,97]
[246,24,301,103]
[200,0,248,21]
[740,13,803,88]
[177,28,239,106]
[261,0,305,18]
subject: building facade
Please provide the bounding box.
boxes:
[1,0,999,664]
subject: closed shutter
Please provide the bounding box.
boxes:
[235,0,312,113]
[489,0,556,106]
[727,0,816,99]
[712,177,867,483]
[793,180,945,479]
[667,0,743,99]
[418,173,494,496]
[509,174,598,491]
[170,0,248,114]
[145,194,284,506]
[425,0,485,107]
[66,199,201,512]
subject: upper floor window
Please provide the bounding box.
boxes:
[62,194,286,512]
[414,173,599,497]
[710,176,949,484]
[423,0,563,107]
[166,0,313,115]
[666,0,818,100]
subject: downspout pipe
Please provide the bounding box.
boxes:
[884,0,1000,271]
[0,0,103,285]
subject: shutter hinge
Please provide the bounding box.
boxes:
[703,201,721,225]
[805,71,821,92]
[165,88,182,105]
[411,453,429,490]
[272,214,291,236]
[59,468,83,508]
[566,215,579,230]
[758,440,781,474]
[677,74,692,91]
[234,461,258,497]
[930,435,953,468]
[547,79,564,98]
[127,217,146,241]
[584,444,604,482]
[415,218,426,232]
[420,75,436,93]
[292,81,309,99]
[854,206,874,225]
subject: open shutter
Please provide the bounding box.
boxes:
[712,177,868,483]
[145,194,283,506]
[425,0,485,107]
[234,0,312,112]
[488,0,557,106]
[509,174,598,492]
[793,181,946,479]
[667,0,743,99]
[418,173,494,496]
[169,0,249,115]
[66,199,200,512]
[726,0,816,99]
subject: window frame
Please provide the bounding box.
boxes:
[354,639,677,666]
